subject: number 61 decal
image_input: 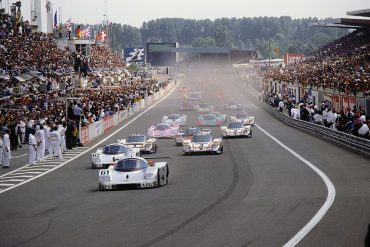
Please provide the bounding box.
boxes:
[100,170,109,175]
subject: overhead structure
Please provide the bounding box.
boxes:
[311,9,370,29]
[346,9,370,17]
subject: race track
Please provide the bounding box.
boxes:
[0,69,369,247]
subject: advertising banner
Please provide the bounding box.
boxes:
[124,48,145,63]
[103,115,114,132]
[94,121,103,137]
[80,126,89,144]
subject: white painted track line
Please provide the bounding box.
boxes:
[255,124,336,247]
[0,184,15,186]
[0,84,177,194]
[0,179,25,182]
[0,175,33,179]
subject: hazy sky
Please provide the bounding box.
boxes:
[24,0,370,27]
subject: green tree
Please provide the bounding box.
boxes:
[191,37,216,47]
[214,25,232,47]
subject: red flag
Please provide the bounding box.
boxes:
[101,30,107,42]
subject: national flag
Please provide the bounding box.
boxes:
[75,25,81,39]
[81,26,91,39]
[95,32,101,40]
[65,18,72,31]
[100,30,107,42]
[274,47,280,55]
[53,10,58,28]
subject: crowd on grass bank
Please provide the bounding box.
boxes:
[262,91,370,139]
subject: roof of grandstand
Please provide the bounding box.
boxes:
[347,9,370,17]
[311,8,370,29]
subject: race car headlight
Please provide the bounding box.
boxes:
[183,145,190,152]
[92,155,101,162]
[99,176,110,182]
[211,144,219,150]
[144,173,156,180]
[144,144,152,150]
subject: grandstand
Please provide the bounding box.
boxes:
[263,8,370,116]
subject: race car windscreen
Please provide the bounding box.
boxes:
[228,122,244,129]
[114,158,147,172]
[156,124,170,130]
[199,103,209,108]
[103,145,129,155]
[184,128,201,136]
[192,135,212,143]
[237,113,248,118]
[168,114,180,120]
[127,135,146,143]
[204,114,216,120]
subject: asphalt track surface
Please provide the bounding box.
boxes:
[0,69,369,247]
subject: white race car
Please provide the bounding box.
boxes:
[230,112,255,125]
[224,102,243,110]
[175,127,211,146]
[98,157,169,190]
[194,103,215,113]
[162,113,187,126]
[183,134,223,155]
[220,122,252,138]
[117,134,158,154]
[91,143,140,169]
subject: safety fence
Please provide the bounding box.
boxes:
[79,81,175,145]
[260,101,370,158]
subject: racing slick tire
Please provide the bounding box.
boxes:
[157,165,169,186]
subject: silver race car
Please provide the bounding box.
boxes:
[162,113,187,126]
[91,143,140,169]
[117,134,158,154]
[98,157,169,190]
[183,134,223,155]
[194,103,215,113]
[220,122,252,138]
[230,112,255,126]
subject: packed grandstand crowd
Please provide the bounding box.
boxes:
[261,29,370,138]
[265,29,370,94]
[0,12,170,150]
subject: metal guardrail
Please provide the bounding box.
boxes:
[260,101,370,158]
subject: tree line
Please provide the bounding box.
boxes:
[78,16,348,59]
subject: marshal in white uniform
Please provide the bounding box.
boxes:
[49,129,63,159]
[28,133,37,165]
[35,127,45,161]
[2,132,11,168]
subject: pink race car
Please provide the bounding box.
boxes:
[148,123,179,138]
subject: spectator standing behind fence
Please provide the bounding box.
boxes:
[18,118,26,145]
[73,103,83,128]
[358,120,370,139]
[278,99,284,112]
[313,109,323,125]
